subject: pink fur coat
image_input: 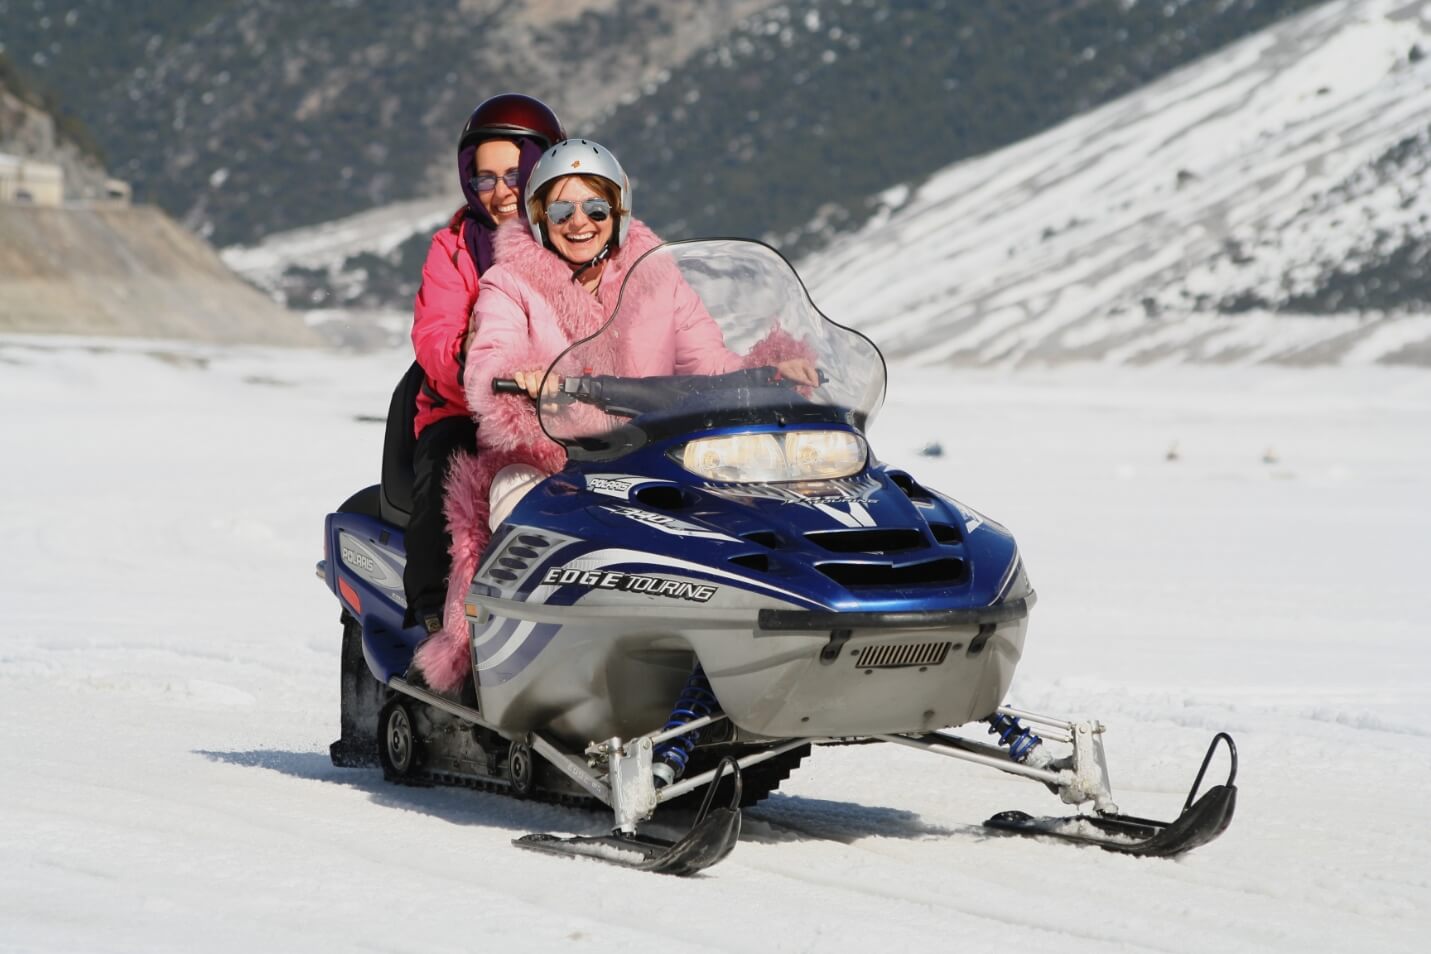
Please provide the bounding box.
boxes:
[413,220,810,693]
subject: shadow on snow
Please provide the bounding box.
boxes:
[197,748,973,846]
[746,793,971,845]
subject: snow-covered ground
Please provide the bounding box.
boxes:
[1,336,1427,952]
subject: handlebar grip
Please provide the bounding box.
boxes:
[492,378,526,395]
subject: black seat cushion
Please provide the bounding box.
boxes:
[338,484,382,518]
[379,362,425,527]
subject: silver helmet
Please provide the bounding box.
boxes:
[524,138,632,248]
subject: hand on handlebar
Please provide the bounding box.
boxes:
[775,358,821,388]
[513,369,560,399]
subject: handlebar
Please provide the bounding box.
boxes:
[492,366,826,416]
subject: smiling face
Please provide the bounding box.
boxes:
[543,175,616,264]
[474,139,522,223]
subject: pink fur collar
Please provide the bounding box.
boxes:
[491,218,664,342]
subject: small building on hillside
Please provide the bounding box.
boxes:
[104,178,132,205]
[0,153,64,206]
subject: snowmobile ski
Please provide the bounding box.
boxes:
[984,733,1237,857]
[514,760,743,876]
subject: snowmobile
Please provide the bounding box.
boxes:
[318,238,1237,874]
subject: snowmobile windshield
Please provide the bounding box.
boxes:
[538,239,887,460]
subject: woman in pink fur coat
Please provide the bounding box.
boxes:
[412,139,816,694]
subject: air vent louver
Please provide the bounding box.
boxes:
[929,523,962,544]
[729,553,770,572]
[817,558,966,588]
[806,528,926,553]
[634,484,689,510]
[855,641,951,669]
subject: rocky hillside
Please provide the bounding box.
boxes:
[215,0,1330,316]
[0,204,317,345]
[0,0,775,246]
[803,0,1431,367]
[1,55,315,346]
[5,2,1321,260]
[595,0,1330,256]
[0,51,110,200]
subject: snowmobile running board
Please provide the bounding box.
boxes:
[514,759,744,876]
[984,733,1238,857]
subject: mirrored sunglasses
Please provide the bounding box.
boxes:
[546,197,612,225]
[470,170,520,193]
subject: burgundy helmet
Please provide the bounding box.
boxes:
[458,93,565,151]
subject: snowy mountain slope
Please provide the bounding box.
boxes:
[213,0,1328,316]
[2,336,1428,952]
[220,196,453,294]
[804,0,1431,366]
[220,196,451,346]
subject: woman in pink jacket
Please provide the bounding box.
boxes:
[403,93,564,634]
[413,139,815,693]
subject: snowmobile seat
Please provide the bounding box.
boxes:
[338,484,382,518]
[378,361,424,528]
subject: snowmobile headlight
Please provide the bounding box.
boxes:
[680,433,788,483]
[782,430,867,480]
[676,430,867,483]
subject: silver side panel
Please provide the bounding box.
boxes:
[700,618,1026,739]
[336,530,406,605]
[464,550,1025,745]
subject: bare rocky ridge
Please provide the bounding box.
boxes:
[0,85,111,202]
[0,204,317,345]
[2,58,314,346]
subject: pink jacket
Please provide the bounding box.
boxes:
[463,219,747,457]
[410,212,480,437]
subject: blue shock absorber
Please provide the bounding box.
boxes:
[652,666,720,787]
[986,712,1043,763]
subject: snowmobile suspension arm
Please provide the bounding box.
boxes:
[390,677,502,733]
[877,705,1119,812]
[876,733,1065,784]
[648,713,724,748]
[530,734,614,803]
[584,722,806,832]
[655,738,812,805]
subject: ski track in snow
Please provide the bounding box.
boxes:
[1,336,1428,953]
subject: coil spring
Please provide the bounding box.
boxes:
[986,712,1043,763]
[653,666,719,784]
